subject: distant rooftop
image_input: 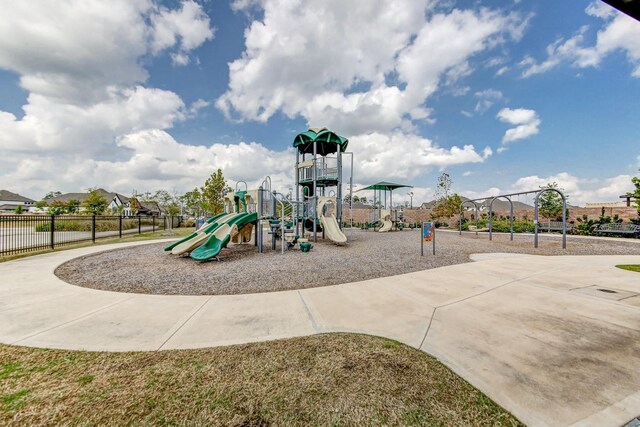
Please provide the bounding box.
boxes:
[0,190,35,203]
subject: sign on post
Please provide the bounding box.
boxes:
[421,221,435,256]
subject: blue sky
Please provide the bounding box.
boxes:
[0,0,638,206]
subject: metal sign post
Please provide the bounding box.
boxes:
[421,221,435,256]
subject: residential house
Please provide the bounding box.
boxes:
[419,200,436,210]
[0,190,36,213]
[131,200,163,216]
[35,188,130,214]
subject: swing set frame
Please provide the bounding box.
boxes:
[459,188,568,249]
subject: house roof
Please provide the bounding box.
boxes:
[0,203,24,211]
[47,188,129,204]
[0,190,35,203]
[138,200,162,212]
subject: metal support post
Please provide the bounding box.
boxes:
[312,140,317,242]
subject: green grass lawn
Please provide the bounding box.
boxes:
[0,334,522,426]
[616,264,640,273]
[0,227,195,263]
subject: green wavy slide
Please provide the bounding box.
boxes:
[163,212,228,252]
[190,212,257,261]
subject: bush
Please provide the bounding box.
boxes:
[462,218,536,233]
[35,218,140,232]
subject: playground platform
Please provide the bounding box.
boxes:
[1,240,640,427]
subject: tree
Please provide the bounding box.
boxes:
[43,191,62,200]
[82,188,108,215]
[129,191,139,216]
[201,168,227,215]
[181,188,205,217]
[67,199,80,214]
[435,172,452,201]
[433,193,463,219]
[433,172,461,218]
[538,182,569,220]
[49,200,68,216]
[14,205,23,214]
[627,176,640,224]
[151,190,181,216]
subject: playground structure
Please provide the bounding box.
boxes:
[163,128,354,261]
[459,188,568,249]
[292,128,352,243]
[357,181,412,232]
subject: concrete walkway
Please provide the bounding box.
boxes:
[2,241,640,427]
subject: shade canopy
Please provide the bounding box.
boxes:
[357,181,413,192]
[293,127,349,155]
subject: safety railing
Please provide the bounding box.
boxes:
[297,156,339,182]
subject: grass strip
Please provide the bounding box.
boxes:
[0,334,522,426]
[616,264,640,273]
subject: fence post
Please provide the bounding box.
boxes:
[138,215,141,234]
[152,215,155,232]
[92,214,96,243]
[50,215,55,249]
[119,215,122,238]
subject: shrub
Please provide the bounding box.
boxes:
[35,218,140,232]
[472,218,535,233]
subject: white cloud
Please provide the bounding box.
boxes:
[463,171,474,176]
[350,132,492,183]
[470,89,504,115]
[451,86,471,96]
[0,0,213,103]
[520,3,640,78]
[212,1,527,184]
[404,186,434,206]
[2,130,294,198]
[0,86,187,154]
[217,1,527,136]
[0,0,529,198]
[188,99,211,116]
[496,107,540,146]
[495,66,510,76]
[0,0,215,194]
[151,0,215,65]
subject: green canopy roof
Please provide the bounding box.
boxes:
[293,127,349,155]
[357,181,413,192]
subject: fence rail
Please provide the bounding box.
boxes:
[0,214,182,257]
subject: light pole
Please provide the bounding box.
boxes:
[407,191,414,209]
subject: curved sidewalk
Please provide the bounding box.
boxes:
[2,241,640,427]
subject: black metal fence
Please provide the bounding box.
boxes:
[0,215,182,257]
